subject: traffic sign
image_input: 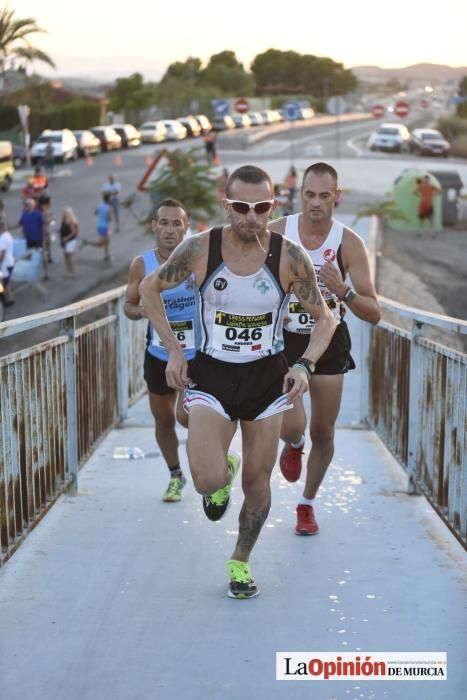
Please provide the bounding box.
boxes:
[372,104,385,118]
[326,96,347,115]
[394,100,410,118]
[212,99,230,116]
[234,97,249,114]
[282,101,300,121]
[420,98,430,109]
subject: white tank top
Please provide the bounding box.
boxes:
[198,227,288,362]
[284,214,345,334]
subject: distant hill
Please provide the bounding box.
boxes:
[44,52,167,83]
[352,63,467,83]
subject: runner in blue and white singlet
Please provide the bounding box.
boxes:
[124,199,194,505]
[142,248,197,363]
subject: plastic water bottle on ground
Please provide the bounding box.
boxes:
[113,446,145,460]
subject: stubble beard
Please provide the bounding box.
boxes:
[231,220,266,247]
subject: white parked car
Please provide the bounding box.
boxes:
[163,120,187,141]
[368,123,411,153]
[31,129,78,164]
[139,121,168,143]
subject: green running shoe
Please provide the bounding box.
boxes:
[162,474,187,503]
[227,560,259,599]
[203,451,241,521]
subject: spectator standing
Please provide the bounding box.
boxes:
[204,131,217,164]
[283,166,298,214]
[17,198,48,280]
[59,207,79,278]
[0,218,15,305]
[414,175,441,229]
[38,194,54,263]
[44,138,55,178]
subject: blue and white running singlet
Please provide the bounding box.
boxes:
[142,249,197,361]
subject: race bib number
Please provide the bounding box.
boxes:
[151,319,195,350]
[286,299,315,334]
[213,310,273,354]
[285,295,339,333]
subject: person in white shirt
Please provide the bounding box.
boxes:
[0,219,15,305]
[102,175,122,231]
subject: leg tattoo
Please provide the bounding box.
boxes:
[235,499,271,559]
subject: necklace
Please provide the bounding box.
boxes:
[156,249,169,262]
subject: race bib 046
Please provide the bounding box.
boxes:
[213,310,273,354]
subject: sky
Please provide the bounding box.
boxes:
[10,0,467,81]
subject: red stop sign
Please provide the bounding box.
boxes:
[372,104,385,118]
[234,97,250,114]
[394,100,410,118]
[420,98,429,109]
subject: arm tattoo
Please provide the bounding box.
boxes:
[158,237,202,284]
[236,499,271,557]
[285,239,323,306]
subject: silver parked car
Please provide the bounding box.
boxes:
[368,123,411,153]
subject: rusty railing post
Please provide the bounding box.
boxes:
[407,320,425,495]
[59,316,78,495]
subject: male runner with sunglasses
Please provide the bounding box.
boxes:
[140,165,336,599]
[269,162,380,535]
[124,199,194,503]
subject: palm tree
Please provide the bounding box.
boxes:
[0,7,54,79]
[353,199,410,228]
[15,45,56,75]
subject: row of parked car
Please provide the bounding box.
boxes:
[13,106,318,168]
[211,107,315,132]
[28,123,142,164]
[368,123,451,157]
[22,115,214,164]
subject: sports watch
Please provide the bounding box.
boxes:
[293,357,316,379]
[343,286,357,303]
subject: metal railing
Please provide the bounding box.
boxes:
[362,297,467,547]
[0,287,146,565]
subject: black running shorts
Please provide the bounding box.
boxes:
[283,321,356,375]
[143,350,174,395]
[186,351,289,421]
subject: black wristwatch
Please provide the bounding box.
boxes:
[293,357,316,379]
[343,286,357,303]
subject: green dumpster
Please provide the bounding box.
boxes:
[388,169,442,231]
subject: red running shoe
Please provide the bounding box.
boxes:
[279,442,303,482]
[295,504,319,536]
